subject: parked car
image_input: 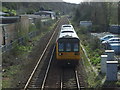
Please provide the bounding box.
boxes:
[102,37,120,49]
[109,25,120,34]
[109,43,120,55]
[102,37,120,44]
[100,35,118,42]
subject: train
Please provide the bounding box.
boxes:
[56,24,80,65]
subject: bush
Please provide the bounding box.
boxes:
[89,36,101,50]
[35,19,42,30]
[17,45,32,52]
[29,24,36,32]
[79,26,89,34]
[91,25,100,32]
[91,57,100,66]
[91,24,107,33]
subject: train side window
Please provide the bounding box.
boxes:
[66,43,71,52]
[58,43,64,52]
[74,43,79,51]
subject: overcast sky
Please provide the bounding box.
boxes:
[63,0,83,4]
[63,0,120,3]
[2,0,119,2]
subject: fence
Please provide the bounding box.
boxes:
[0,30,40,54]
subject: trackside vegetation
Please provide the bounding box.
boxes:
[76,26,104,87]
[69,21,105,87]
[72,2,119,88]
[2,19,57,88]
[76,26,104,66]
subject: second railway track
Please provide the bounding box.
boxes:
[23,17,86,90]
[23,17,69,89]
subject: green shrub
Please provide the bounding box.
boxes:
[35,19,42,30]
[29,24,36,32]
[79,26,89,34]
[89,37,101,50]
[17,45,32,52]
[91,25,107,33]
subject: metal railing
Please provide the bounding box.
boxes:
[0,30,40,54]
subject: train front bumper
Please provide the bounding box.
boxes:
[56,52,80,60]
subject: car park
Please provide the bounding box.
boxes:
[109,25,120,34]
[102,37,120,49]
[108,43,120,55]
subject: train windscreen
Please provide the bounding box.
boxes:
[63,26,71,28]
[58,38,79,52]
[58,43,64,52]
[61,31,74,33]
[73,43,79,52]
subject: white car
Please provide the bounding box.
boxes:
[100,35,118,42]
[102,37,120,44]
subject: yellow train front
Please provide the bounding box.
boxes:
[56,24,80,65]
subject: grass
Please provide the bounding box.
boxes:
[81,46,96,87]
[71,20,105,88]
[116,81,120,86]
[71,20,120,88]
[2,65,21,88]
[81,42,106,88]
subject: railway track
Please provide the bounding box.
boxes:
[41,46,55,90]
[60,67,81,90]
[40,61,84,90]
[23,17,69,89]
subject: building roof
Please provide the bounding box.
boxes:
[25,14,41,18]
[39,11,55,14]
[34,10,55,15]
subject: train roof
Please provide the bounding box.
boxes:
[59,32,79,39]
[58,24,79,39]
[61,27,75,33]
[61,24,73,30]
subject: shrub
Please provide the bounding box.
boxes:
[79,26,89,34]
[91,25,100,32]
[34,19,42,30]
[91,24,107,33]
[29,24,36,32]
[89,36,101,50]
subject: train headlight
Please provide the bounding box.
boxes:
[59,53,63,56]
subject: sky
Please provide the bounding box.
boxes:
[63,0,83,4]
[63,0,120,3]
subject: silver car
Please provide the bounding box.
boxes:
[102,37,120,44]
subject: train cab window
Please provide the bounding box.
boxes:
[73,43,79,51]
[66,43,71,52]
[58,43,64,52]
[63,26,71,28]
[61,31,73,33]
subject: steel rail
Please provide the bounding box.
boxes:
[60,69,63,90]
[41,46,55,90]
[60,69,81,90]
[75,70,81,90]
[23,20,60,90]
